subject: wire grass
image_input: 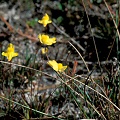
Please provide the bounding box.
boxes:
[0,0,120,120]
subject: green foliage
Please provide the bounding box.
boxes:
[56,16,64,25]
[27,18,38,27]
[57,2,63,11]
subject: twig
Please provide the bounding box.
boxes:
[103,0,120,41]
[0,15,38,42]
[0,60,55,79]
[52,22,85,52]
[17,29,38,42]
[81,0,101,71]
[0,15,14,32]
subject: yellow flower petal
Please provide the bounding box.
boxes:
[58,63,67,72]
[43,14,49,20]
[47,60,58,71]
[49,38,56,44]
[7,53,13,61]
[41,47,48,54]
[2,52,7,56]
[12,52,18,57]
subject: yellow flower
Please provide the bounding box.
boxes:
[41,47,48,54]
[2,43,18,61]
[38,13,52,27]
[47,60,67,72]
[38,34,56,45]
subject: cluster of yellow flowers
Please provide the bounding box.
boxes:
[2,13,67,72]
[38,13,67,72]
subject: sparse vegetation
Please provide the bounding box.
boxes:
[0,0,120,120]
